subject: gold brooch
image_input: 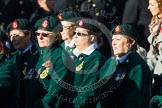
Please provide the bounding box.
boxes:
[76,61,84,71]
[40,68,49,79]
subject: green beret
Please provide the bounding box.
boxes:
[112,24,138,40]
[76,19,99,32]
[58,12,82,23]
[35,16,62,33]
[6,18,32,32]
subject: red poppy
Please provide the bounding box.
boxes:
[44,60,51,68]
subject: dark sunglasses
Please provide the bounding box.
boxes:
[73,32,89,36]
[36,32,50,37]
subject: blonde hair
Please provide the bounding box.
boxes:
[151,0,162,20]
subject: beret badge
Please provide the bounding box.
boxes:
[42,20,49,29]
[12,21,18,29]
[115,25,121,34]
[79,20,84,27]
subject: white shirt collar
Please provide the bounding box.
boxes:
[73,43,96,57]
[65,39,75,48]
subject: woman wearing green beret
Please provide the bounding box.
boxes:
[72,19,106,108]
[97,24,152,108]
[59,12,82,56]
[33,16,75,108]
[0,30,19,108]
[7,18,40,108]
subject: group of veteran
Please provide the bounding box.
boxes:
[0,11,152,108]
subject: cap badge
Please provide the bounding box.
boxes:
[12,21,18,29]
[79,20,84,27]
[42,20,49,28]
[115,26,121,33]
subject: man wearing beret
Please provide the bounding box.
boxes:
[0,30,19,108]
[33,16,75,108]
[59,11,82,56]
[97,24,152,108]
[7,18,40,108]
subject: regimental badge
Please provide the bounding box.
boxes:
[76,61,84,71]
[114,25,121,34]
[42,20,49,28]
[12,21,18,29]
[79,20,84,27]
[57,13,63,20]
[40,68,49,79]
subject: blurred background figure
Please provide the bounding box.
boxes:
[79,0,114,29]
[2,0,36,30]
[29,0,55,30]
[0,30,19,108]
[147,0,162,100]
[122,0,151,52]
[53,0,76,13]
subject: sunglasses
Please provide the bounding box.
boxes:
[73,32,89,36]
[35,32,52,37]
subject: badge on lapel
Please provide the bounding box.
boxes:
[76,61,84,71]
[40,60,51,79]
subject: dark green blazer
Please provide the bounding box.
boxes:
[97,51,152,108]
[10,42,40,108]
[73,49,106,108]
[33,44,75,108]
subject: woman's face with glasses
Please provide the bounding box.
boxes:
[60,21,75,41]
[73,27,94,51]
[36,29,55,48]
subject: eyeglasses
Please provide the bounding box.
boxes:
[73,32,89,36]
[35,32,51,37]
[63,25,74,30]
